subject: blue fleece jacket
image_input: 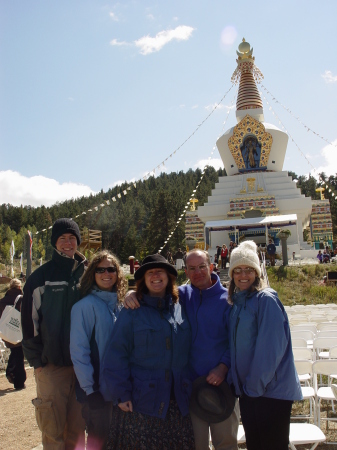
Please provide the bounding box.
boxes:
[70,287,121,401]
[178,273,231,380]
[229,287,302,401]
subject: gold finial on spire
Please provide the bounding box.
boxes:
[236,38,254,60]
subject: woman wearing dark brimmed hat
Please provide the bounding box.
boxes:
[103,254,195,450]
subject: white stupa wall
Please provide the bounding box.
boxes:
[198,171,312,246]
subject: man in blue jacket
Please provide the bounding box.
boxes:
[179,249,239,450]
[124,249,239,449]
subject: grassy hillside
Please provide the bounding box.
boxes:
[267,264,337,306]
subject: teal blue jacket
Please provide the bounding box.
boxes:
[229,288,302,401]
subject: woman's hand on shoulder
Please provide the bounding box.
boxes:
[124,291,140,309]
[118,400,133,412]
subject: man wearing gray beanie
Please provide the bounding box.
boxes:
[21,218,86,449]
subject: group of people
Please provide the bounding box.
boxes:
[317,246,335,263]
[0,217,303,450]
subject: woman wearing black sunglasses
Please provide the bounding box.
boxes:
[70,250,128,450]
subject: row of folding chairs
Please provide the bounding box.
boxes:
[293,359,337,430]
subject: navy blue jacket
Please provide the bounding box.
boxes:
[102,294,192,419]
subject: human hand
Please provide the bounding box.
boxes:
[124,291,140,309]
[206,363,228,386]
[118,400,133,412]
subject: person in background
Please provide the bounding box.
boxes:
[0,278,26,390]
[317,250,323,263]
[174,248,184,270]
[266,238,276,266]
[70,251,128,450]
[21,218,86,450]
[227,241,302,450]
[221,244,228,269]
[104,254,195,450]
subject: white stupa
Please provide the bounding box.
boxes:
[197,38,322,257]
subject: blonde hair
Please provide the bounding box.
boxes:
[80,250,128,302]
[9,278,21,289]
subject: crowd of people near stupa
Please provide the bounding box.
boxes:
[0,217,304,450]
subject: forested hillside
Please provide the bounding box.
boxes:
[0,168,336,266]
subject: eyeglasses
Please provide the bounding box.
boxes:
[95,267,117,274]
[233,267,255,275]
[187,264,209,273]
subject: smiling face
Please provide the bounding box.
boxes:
[185,251,212,290]
[94,258,117,292]
[55,233,78,258]
[233,265,257,291]
[144,268,169,298]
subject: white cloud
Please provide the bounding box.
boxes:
[0,171,96,207]
[110,39,129,47]
[192,105,198,109]
[147,14,155,20]
[193,158,223,171]
[109,12,119,21]
[322,70,337,84]
[220,26,238,49]
[134,25,195,55]
[205,103,226,111]
[311,139,337,177]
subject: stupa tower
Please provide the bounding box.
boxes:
[232,38,264,122]
[216,38,288,177]
[196,38,314,254]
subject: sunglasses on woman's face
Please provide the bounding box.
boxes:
[95,267,117,274]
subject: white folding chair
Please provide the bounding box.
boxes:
[291,324,318,335]
[329,345,337,359]
[313,359,337,429]
[237,423,326,449]
[289,423,326,450]
[317,322,337,331]
[318,330,337,338]
[292,347,314,361]
[293,360,315,422]
[292,338,308,348]
[313,337,337,359]
[291,330,315,347]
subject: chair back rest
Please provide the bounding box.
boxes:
[294,359,313,376]
[317,322,337,331]
[291,324,317,335]
[291,330,315,341]
[313,337,337,350]
[292,347,313,360]
[329,345,337,359]
[313,359,337,376]
[291,338,307,348]
[318,330,337,338]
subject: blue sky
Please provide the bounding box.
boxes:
[1,0,336,207]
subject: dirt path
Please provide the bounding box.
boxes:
[0,367,41,450]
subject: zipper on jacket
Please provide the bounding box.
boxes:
[233,309,244,396]
[192,290,203,344]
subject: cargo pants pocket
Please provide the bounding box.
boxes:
[32,398,61,439]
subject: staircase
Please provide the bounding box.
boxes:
[218,267,230,286]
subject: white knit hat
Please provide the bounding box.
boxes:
[228,241,261,278]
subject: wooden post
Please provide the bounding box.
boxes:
[26,232,32,278]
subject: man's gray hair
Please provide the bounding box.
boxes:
[185,249,211,266]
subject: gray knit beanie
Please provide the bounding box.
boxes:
[51,218,81,248]
[228,240,261,278]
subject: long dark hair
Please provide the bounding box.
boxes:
[80,250,128,302]
[136,270,179,303]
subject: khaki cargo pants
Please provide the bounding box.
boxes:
[33,364,85,450]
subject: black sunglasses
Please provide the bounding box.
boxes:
[95,267,117,274]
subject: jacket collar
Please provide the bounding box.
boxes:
[52,249,86,272]
[91,286,118,307]
[190,273,227,299]
[140,293,172,311]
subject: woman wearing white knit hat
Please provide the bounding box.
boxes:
[227,241,302,450]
